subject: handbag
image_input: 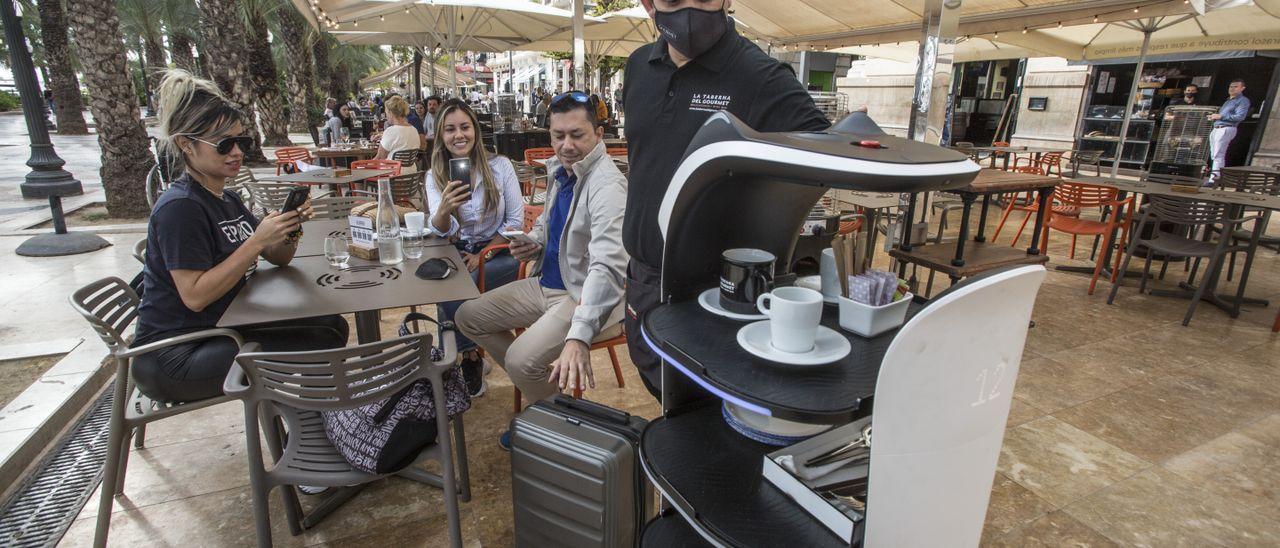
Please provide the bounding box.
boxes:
[321,312,471,475]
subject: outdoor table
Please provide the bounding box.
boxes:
[1074,174,1280,317]
[218,245,479,344]
[953,145,1071,171]
[835,190,900,272]
[293,218,451,258]
[890,169,1059,285]
[312,146,378,167]
[258,168,393,195]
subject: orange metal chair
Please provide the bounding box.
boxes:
[1038,182,1135,294]
[522,147,556,197]
[274,147,312,175]
[348,159,402,192]
[1011,151,1066,178]
[605,147,628,157]
[991,189,1081,247]
[990,140,1011,168]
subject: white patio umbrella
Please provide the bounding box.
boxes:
[514,6,655,60]
[290,0,604,92]
[358,60,474,91]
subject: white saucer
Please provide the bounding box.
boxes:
[736,321,852,365]
[795,276,839,304]
[724,401,833,438]
[698,288,767,321]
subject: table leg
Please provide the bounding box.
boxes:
[1027,188,1050,256]
[864,209,880,272]
[951,193,977,267]
[1228,210,1268,316]
[897,194,918,279]
[974,195,992,242]
[355,310,382,343]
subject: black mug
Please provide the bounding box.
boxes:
[720,248,775,314]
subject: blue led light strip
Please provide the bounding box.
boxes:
[641,325,774,417]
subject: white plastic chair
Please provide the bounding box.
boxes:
[864,265,1046,547]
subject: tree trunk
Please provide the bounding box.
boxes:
[328,62,349,104]
[243,6,290,146]
[144,35,166,76]
[36,0,88,135]
[412,49,422,102]
[170,32,196,73]
[277,7,314,133]
[312,34,331,101]
[64,0,155,218]
[195,0,266,162]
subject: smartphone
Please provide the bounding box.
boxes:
[500,230,537,246]
[281,186,309,213]
[449,157,472,191]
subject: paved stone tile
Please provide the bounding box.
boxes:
[997,416,1150,508]
[983,510,1119,548]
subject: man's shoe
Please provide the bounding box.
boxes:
[498,430,512,452]
[461,356,487,398]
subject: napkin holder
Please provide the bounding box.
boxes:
[762,417,872,543]
[346,203,416,260]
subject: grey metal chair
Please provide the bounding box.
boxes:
[1067,149,1104,177]
[244,181,303,216]
[1215,170,1280,275]
[1107,195,1260,325]
[390,148,420,167]
[309,195,367,220]
[71,277,244,548]
[351,171,425,208]
[131,237,146,264]
[225,331,469,548]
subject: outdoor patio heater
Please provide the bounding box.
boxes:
[1148,105,1218,177]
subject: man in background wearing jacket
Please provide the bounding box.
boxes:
[456,92,628,450]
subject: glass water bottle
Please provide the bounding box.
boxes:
[375,177,403,265]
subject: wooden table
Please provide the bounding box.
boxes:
[953,145,1072,171]
[293,218,451,258]
[312,146,378,167]
[891,169,1060,286]
[219,246,479,344]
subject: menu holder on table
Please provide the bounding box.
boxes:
[761,417,872,543]
[348,215,378,260]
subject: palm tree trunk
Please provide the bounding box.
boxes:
[312,33,332,101]
[64,0,155,218]
[244,7,290,146]
[195,0,266,162]
[169,32,196,72]
[277,7,314,133]
[144,36,166,76]
[36,0,87,135]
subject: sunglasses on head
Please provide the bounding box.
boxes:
[193,135,254,155]
[552,91,592,107]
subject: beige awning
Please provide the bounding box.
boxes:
[514,6,654,59]
[358,61,474,90]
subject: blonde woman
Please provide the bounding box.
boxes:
[426,98,524,397]
[133,70,348,403]
[374,95,425,159]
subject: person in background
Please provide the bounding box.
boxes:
[407,100,434,139]
[455,92,628,450]
[322,104,353,146]
[1207,78,1250,185]
[323,97,337,118]
[535,90,550,128]
[1162,84,1199,120]
[375,96,425,159]
[591,93,609,125]
[134,69,347,404]
[427,95,442,117]
[613,84,624,118]
[425,99,524,398]
[621,0,831,399]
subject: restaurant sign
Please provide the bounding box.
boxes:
[1086,35,1280,60]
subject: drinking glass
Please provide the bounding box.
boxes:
[402,230,424,260]
[340,127,351,145]
[325,235,351,268]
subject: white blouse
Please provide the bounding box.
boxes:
[425,155,524,244]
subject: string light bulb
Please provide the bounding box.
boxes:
[1133,6,1140,13]
[1093,14,1099,23]
[353,20,358,27]
[993,31,999,38]
[380,14,385,21]
[1022,27,1028,34]
[1057,21,1063,28]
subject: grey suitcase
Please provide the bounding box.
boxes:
[511,395,652,547]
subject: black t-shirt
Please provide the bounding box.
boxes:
[622,19,831,268]
[134,174,259,346]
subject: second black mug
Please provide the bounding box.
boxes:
[720,248,775,314]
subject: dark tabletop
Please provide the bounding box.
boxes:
[259,168,393,185]
[294,218,452,257]
[218,245,478,327]
[961,168,1061,194]
[1223,165,1280,178]
[312,146,378,158]
[1073,175,1280,211]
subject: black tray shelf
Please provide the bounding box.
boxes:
[640,402,849,547]
[641,508,714,547]
[641,298,922,424]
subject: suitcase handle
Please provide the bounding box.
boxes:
[553,395,632,425]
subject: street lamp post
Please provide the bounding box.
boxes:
[2,0,109,256]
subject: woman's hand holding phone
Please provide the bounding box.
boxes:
[440,180,471,215]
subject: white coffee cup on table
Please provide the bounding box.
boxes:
[819,248,840,300]
[756,286,824,354]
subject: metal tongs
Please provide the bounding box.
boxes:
[805,424,872,468]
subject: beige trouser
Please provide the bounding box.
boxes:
[455,277,620,401]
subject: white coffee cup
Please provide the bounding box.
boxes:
[820,248,840,300]
[404,211,426,234]
[756,286,824,354]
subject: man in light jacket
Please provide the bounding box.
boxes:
[456,92,627,448]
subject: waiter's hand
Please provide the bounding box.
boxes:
[549,340,594,392]
[1208,113,1222,121]
[509,240,542,262]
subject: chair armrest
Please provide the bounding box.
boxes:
[118,328,245,359]
[348,190,376,198]
[433,329,458,367]
[1225,212,1266,224]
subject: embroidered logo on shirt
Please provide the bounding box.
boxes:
[689,93,731,112]
[218,216,255,244]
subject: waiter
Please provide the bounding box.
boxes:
[1207,78,1250,185]
[622,0,830,399]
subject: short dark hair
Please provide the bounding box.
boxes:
[1184,84,1198,90]
[426,95,443,104]
[1230,78,1245,86]
[548,92,598,127]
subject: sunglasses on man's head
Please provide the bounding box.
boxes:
[193,135,254,155]
[552,91,592,107]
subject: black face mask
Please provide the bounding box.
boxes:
[655,6,728,59]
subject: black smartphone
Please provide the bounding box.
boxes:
[281,185,309,214]
[449,157,472,191]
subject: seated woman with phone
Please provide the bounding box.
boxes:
[132,70,349,403]
[426,99,525,398]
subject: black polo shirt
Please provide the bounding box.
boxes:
[622,18,830,269]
